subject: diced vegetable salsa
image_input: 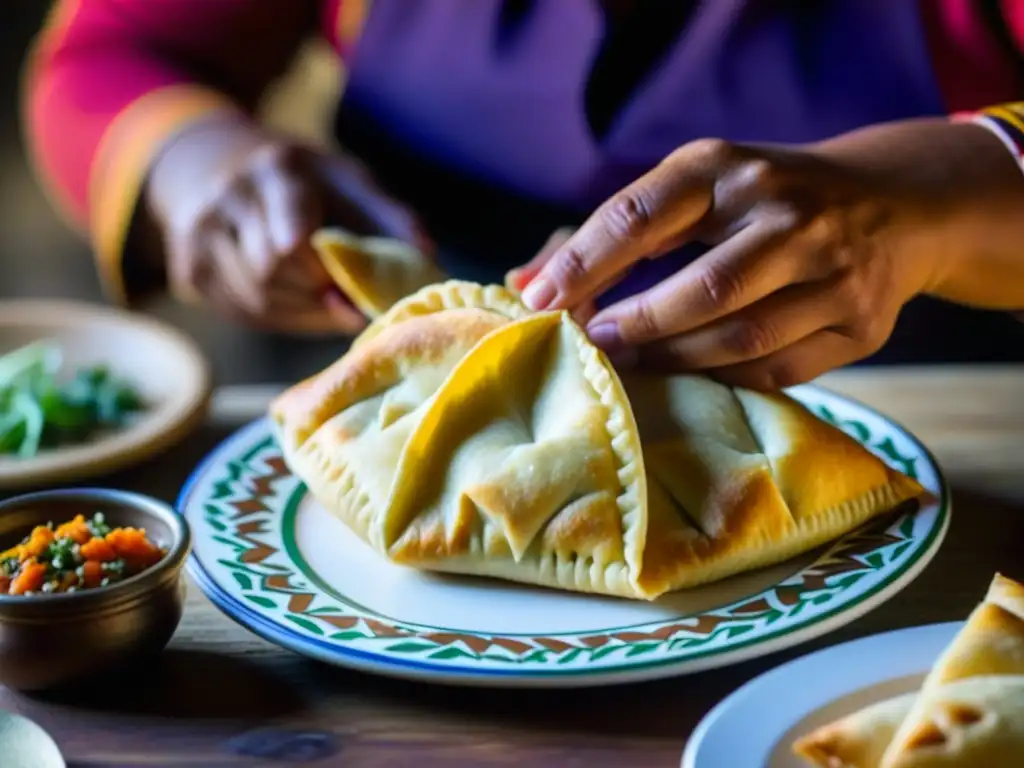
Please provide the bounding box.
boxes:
[0,512,166,595]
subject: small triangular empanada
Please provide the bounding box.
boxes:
[793,574,1024,767]
[796,677,1024,768]
[271,280,924,600]
[312,227,446,318]
[881,574,1024,766]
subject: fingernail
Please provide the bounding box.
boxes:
[516,266,542,291]
[587,322,623,351]
[521,279,555,311]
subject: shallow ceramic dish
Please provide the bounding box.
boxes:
[180,383,949,688]
[681,621,962,767]
[0,300,211,490]
[0,487,191,691]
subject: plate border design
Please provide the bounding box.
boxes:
[179,385,951,686]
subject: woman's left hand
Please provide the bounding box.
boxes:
[518,120,1024,390]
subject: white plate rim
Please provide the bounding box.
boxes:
[178,382,951,688]
[681,620,964,768]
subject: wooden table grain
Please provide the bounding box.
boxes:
[2,367,1023,768]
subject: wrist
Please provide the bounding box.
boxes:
[813,118,1024,308]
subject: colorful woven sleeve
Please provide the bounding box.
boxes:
[21,0,324,305]
[958,103,1024,175]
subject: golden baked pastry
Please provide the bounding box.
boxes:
[794,693,916,768]
[270,280,924,600]
[794,573,1024,767]
[312,227,446,318]
[795,677,1024,768]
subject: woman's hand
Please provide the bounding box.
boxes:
[520,119,1024,389]
[144,118,429,334]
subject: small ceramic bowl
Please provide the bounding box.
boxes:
[0,488,191,691]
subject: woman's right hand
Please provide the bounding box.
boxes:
[144,118,429,334]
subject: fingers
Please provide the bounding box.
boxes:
[208,229,264,313]
[707,328,866,391]
[521,147,716,311]
[255,148,322,255]
[633,279,839,372]
[585,218,834,347]
[167,138,428,335]
[507,227,575,292]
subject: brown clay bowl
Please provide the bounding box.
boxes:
[0,488,190,691]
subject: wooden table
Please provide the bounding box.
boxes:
[2,367,1023,768]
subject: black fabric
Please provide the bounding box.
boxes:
[583,1,698,140]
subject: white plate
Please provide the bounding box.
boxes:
[682,621,962,767]
[0,300,211,489]
[179,383,949,688]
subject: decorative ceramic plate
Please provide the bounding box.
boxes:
[681,621,962,767]
[0,300,210,490]
[179,384,949,688]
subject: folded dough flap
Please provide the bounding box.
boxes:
[383,310,649,598]
[883,676,1024,768]
[627,376,925,596]
[352,280,529,350]
[312,228,447,318]
[792,692,916,768]
[268,307,512,544]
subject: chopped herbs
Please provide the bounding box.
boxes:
[0,514,166,596]
[87,511,111,538]
[0,340,145,459]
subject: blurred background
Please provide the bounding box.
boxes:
[2,2,1023,387]
[0,1,347,385]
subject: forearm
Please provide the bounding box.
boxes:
[812,116,1024,312]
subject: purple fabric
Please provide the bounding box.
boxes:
[344,0,944,207]
[340,0,947,304]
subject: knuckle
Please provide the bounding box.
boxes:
[600,191,655,242]
[697,263,745,311]
[835,272,875,328]
[800,211,843,251]
[629,295,661,338]
[723,319,778,359]
[739,157,780,195]
[549,245,590,292]
[683,137,736,167]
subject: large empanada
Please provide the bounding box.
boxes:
[793,573,1024,767]
[312,227,446,318]
[271,280,924,600]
